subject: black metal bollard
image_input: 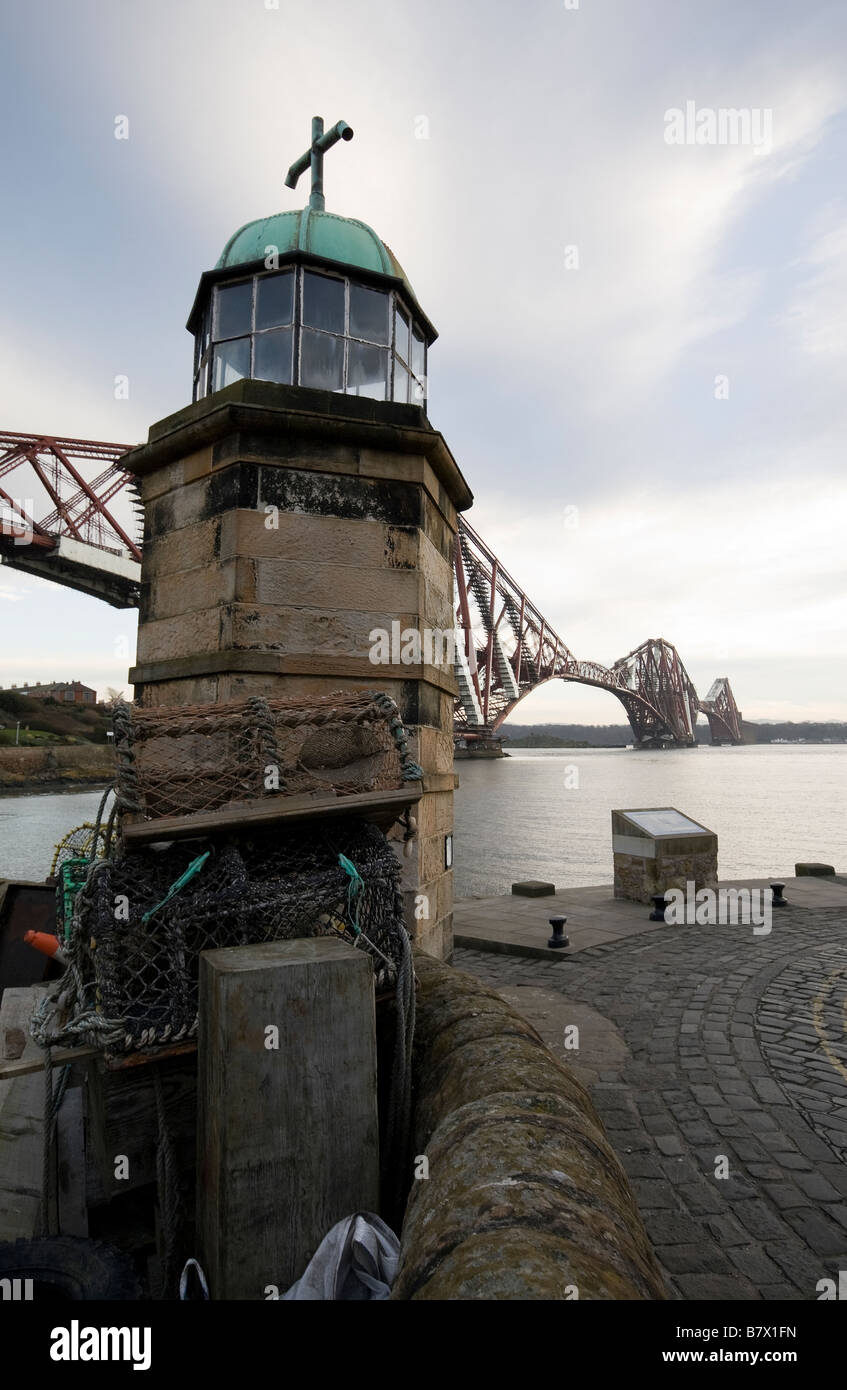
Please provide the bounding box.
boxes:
[770,883,788,908]
[649,894,668,922]
[547,915,569,949]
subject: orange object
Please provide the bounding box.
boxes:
[23,931,68,965]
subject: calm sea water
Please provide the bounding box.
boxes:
[1,747,844,895]
[452,745,847,898]
[0,787,113,881]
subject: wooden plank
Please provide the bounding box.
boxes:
[56,1086,88,1236]
[0,1036,199,1079]
[196,937,380,1300]
[121,783,422,845]
[0,985,49,1238]
[104,1039,196,1071]
[0,1045,98,1082]
[84,1053,197,1207]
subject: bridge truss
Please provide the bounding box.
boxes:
[454,516,742,747]
[0,429,743,745]
[0,431,142,606]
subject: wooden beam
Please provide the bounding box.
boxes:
[122,783,421,845]
[0,1045,98,1082]
[56,1086,88,1236]
[0,986,49,1238]
[196,937,380,1299]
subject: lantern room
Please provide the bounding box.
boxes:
[186,120,435,409]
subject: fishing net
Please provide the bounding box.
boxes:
[113,690,422,827]
[46,816,404,1055]
[32,691,418,1208]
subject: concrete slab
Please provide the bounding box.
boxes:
[494,985,631,1086]
[454,884,659,960]
[453,875,847,961]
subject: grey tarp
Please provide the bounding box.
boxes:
[282,1213,399,1301]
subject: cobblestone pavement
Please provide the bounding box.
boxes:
[455,905,847,1300]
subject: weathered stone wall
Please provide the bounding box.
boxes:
[391,951,666,1300]
[124,382,472,959]
[0,744,115,791]
[614,847,718,904]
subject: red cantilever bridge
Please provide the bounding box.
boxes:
[455,517,742,748]
[0,430,742,748]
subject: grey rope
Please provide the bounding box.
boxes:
[112,699,144,817]
[366,692,424,780]
[246,694,284,794]
[154,1070,182,1299]
[383,926,416,1224]
[31,854,127,1053]
[40,1047,71,1235]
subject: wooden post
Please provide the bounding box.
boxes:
[0,986,48,1239]
[196,937,380,1300]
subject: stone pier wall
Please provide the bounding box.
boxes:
[391,951,666,1300]
[0,743,115,791]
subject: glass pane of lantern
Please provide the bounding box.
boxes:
[349,284,389,344]
[393,360,409,404]
[411,324,426,377]
[347,342,388,399]
[212,337,249,391]
[410,374,426,406]
[255,271,294,330]
[395,304,410,362]
[214,281,252,341]
[300,328,344,391]
[302,272,345,333]
[254,327,293,385]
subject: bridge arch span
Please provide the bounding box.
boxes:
[455,518,741,748]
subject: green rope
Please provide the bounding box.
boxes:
[338,853,364,934]
[338,853,396,973]
[141,851,211,925]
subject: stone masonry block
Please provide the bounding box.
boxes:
[255,559,420,614]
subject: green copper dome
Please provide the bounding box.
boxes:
[206,205,434,340]
[217,207,406,284]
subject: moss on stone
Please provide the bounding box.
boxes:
[392,950,667,1301]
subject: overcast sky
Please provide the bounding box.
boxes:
[1,0,845,723]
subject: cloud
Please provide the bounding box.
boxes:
[466,466,847,722]
[781,209,847,359]
[1,0,845,723]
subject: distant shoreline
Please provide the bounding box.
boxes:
[0,779,111,798]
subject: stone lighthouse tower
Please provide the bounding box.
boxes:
[125,119,472,958]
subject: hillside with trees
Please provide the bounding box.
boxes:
[0,689,115,745]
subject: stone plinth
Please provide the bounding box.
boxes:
[612,807,717,905]
[124,380,472,958]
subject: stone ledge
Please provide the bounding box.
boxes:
[129,649,458,698]
[122,379,474,512]
[391,950,667,1300]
